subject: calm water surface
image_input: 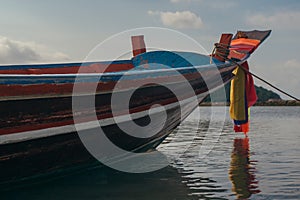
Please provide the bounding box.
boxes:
[2,106,299,200]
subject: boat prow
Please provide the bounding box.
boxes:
[0,30,271,184]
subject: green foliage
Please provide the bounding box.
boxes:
[204,83,281,103]
[255,86,281,102]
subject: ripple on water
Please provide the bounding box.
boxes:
[159,106,300,199]
[1,107,298,200]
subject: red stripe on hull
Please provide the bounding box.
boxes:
[0,90,200,136]
[0,63,134,74]
[0,72,206,98]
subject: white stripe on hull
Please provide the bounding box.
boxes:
[0,93,208,145]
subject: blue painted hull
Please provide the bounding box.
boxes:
[0,50,236,184]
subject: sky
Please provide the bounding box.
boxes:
[0,0,299,99]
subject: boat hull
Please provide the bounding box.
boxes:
[0,91,207,184]
[0,29,273,184]
[0,51,236,184]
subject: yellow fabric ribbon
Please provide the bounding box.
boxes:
[230,67,246,121]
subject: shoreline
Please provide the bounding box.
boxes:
[200,100,300,106]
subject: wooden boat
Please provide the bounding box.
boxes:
[0,30,271,184]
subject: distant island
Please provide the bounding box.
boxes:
[202,83,300,106]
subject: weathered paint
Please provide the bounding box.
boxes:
[0,68,234,137]
[0,60,133,72]
[0,31,272,184]
[0,89,208,184]
[0,51,234,101]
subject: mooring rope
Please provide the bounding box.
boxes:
[212,43,300,101]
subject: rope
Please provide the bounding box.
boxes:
[211,43,300,101]
[230,59,300,101]
[210,43,231,64]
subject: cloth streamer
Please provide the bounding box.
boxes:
[230,61,257,133]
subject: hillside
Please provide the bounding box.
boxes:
[204,82,281,103]
[255,86,281,102]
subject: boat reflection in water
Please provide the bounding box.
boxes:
[1,165,196,200]
[229,136,261,199]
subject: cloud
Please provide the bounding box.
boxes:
[0,36,70,64]
[148,10,203,29]
[284,59,300,69]
[247,11,300,30]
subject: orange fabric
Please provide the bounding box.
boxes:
[228,50,246,60]
[229,39,260,60]
[231,38,260,48]
[234,122,249,134]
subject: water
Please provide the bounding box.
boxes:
[2,107,300,200]
[160,106,300,200]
